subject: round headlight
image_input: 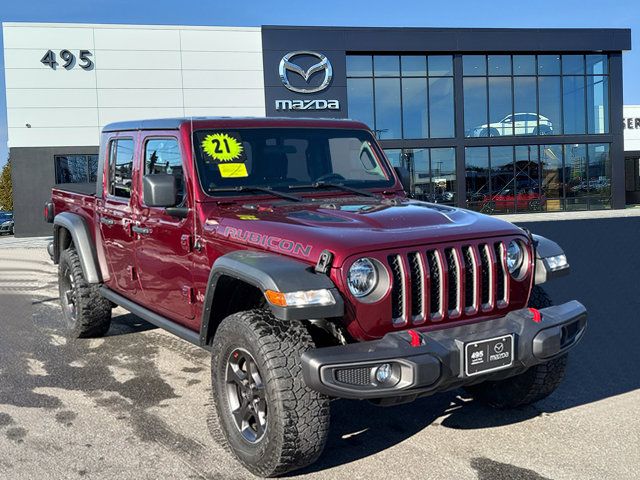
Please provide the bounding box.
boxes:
[347,258,378,298]
[506,240,524,275]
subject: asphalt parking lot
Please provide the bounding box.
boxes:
[0,214,639,479]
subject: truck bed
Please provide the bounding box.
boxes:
[53,182,97,196]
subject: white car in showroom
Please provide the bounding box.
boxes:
[469,113,553,137]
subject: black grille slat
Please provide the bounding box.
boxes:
[408,253,423,319]
[463,247,475,309]
[426,251,441,316]
[479,244,491,305]
[388,255,404,321]
[494,242,506,303]
[445,248,458,312]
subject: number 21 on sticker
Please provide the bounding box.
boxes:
[201,133,243,161]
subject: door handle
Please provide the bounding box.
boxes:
[99,217,115,226]
[132,225,151,235]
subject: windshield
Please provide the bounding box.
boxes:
[193,128,394,195]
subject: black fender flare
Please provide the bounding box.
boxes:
[532,234,569,284]
[53,212,102,284]
[199,250,344,346]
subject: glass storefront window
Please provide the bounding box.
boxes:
[383,148,456,205]
[463,53,609,138]
[538,55,561,75]
[562,55,585,75]
[401,56,426,76]
[538,76,562,135]
[346,54,454,140]
[463,55,486,76]
[347,78,374,129]
[565,144,589,210]
[428,56,453,76]
[384,149,402,168]
[587,75,609,134]
[514,145,542,212]
[346,55,372,77]
[513,55,536,75]
[464,77,488,137]
[586,54,608,75]
[488,146,515,213]
[374,55,400,76]
[513,77,537,135]
[465,147,490,211]
[429,77,455,138]
[430,148,456,205]
[488,55,511,75]
[563,76,586,134]
[374,78,402,139]
[488,77,513,136]
[402,78,428,139]
[540,145,564,211]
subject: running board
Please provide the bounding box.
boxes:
[99,287,206,349]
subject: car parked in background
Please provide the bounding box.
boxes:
[0,212,14,235]
[469,113,553,137]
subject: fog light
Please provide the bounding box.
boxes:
[375,363,393,384]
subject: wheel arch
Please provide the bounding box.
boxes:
[53,212,102,284]
[199,250,344,347]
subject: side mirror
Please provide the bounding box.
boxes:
[393,166,411,193]
[143,174,178,208]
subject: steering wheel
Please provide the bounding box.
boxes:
[315,173,345,183]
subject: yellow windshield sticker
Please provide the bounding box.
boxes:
[202,133,243,161]
[238,214,258,220]
[218,163,248,178]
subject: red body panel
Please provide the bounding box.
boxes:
[51,118,533,342]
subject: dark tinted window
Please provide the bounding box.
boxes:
[109,139,135,198]
[144,138,184,204]
[55,155,98,184]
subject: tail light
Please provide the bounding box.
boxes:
[44,202,54,223]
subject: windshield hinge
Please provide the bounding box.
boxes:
[315,250,334,275]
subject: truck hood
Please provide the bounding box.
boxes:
[204,196,524,267]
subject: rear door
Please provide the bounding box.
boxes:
[96,134,139,293]
[133,134,195,324]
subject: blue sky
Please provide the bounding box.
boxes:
[0,0,638,167]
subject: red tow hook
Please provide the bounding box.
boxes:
[528,308,542,323]
[407,329,424,347]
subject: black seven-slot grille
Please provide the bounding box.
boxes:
[386,240,513,327]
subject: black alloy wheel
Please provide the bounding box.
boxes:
[225,348,268,443]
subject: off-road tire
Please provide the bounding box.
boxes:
[58,247,112,338]
[208,310,330,477]
[465,285,567,408]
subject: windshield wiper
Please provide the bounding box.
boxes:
[289,181,377,198]
[208,186,302,202]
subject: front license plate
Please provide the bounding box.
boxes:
[464,334,514,376]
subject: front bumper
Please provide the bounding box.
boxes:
[301,301,586,403]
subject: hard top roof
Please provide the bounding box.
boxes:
[102,117,369,133]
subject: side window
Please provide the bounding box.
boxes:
[109,138,135,199]
[144,138,185,204]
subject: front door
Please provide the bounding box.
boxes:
[97,135,139,293]
[134,134,195,325]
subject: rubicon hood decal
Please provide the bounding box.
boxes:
[219,226,313,258]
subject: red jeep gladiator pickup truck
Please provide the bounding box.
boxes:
[46,117,586,477]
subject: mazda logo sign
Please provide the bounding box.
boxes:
[279,51,333,94]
